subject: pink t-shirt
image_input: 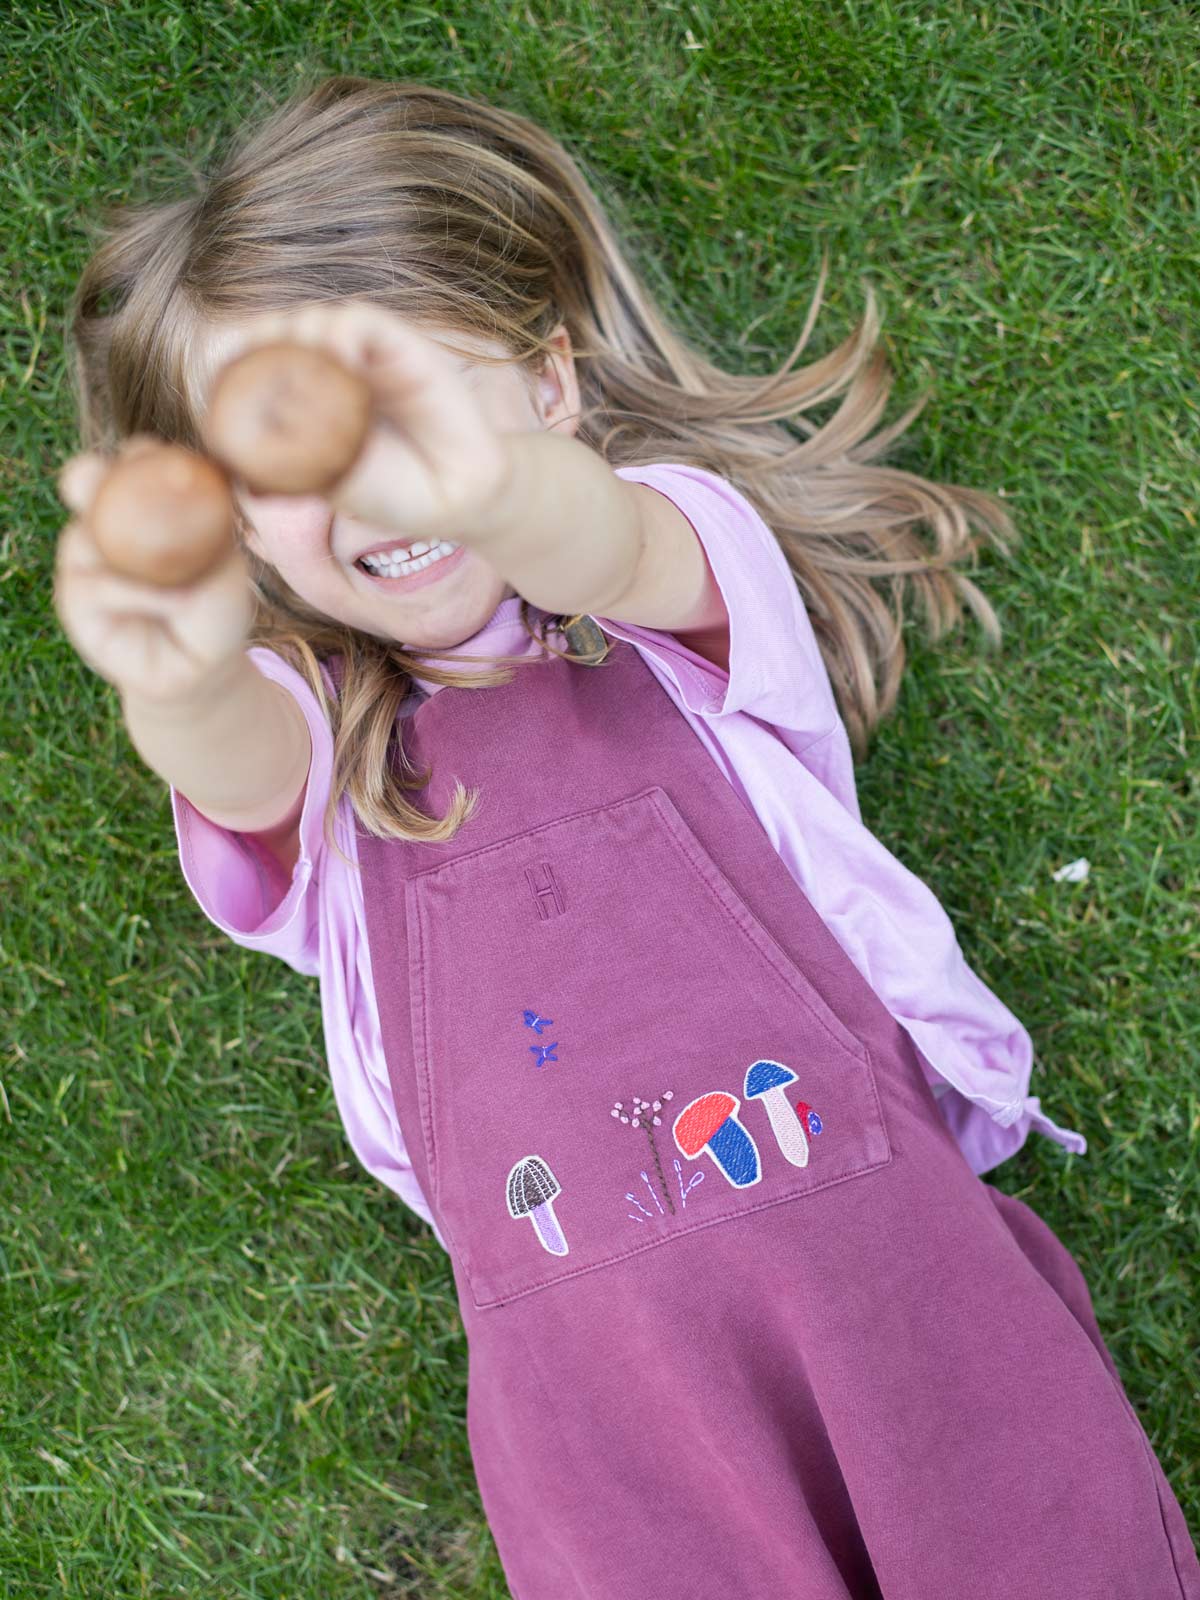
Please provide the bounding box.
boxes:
[171,463,1085,1245]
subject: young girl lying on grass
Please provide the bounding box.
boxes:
[53,73,1199,1600]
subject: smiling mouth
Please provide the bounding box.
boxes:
[355,539,462,579]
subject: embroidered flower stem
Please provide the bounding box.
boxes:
[611,1092,676,1215]
[640,1170,664,1215]
[642,1129,675,1216]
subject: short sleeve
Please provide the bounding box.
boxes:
[170,646,335,978]
[611,463,842,748]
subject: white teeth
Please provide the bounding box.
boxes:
[360,540,460,578]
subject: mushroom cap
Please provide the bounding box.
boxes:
[203,341,373,495]
[744,1059,799,1099]
[673,1091,739,1156]
[506,1154,561,1218]
[90,443,234,585]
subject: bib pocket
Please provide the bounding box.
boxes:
[405,785,891,1308]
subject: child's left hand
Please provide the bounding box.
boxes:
[204,299,514,542]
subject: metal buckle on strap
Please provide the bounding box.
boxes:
[559,613,610,665]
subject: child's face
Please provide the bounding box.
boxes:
[188,314,580,650]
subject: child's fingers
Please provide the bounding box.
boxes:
[55,518,245,620]
[228,298,388,357]
[58,436,178,514]
[297,302,500,470]
[67,606,172,690]
[228,299,474,450]
[55,516,110,582]
[68,604,224,702]
[207,300,507,533]
[340,305,481,451]
[58,454,109,514]
[54,518,253,695]
[55,519,189,631]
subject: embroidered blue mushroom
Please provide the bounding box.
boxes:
[744,1059,809,1168]
[673,1091,761,1188]
[506,1154,569,1256]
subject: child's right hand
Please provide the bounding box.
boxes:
[54,440,256,706]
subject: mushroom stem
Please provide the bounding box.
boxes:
[529,1199,569,1256]
[763,1086,810,1167]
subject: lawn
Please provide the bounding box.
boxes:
[2,1,1196,1594]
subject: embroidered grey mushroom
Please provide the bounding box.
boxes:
[744,1060,809,1168]
[506,1154,569,1256]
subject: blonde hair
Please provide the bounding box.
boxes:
[68,73,1014,851]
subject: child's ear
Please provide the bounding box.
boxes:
[536,324,581,437]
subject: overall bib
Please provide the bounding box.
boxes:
[350,637,1198,1600]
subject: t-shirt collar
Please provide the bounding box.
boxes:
[405,596,553,697]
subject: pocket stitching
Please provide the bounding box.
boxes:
[406,784,893,1309]
[408,883,449,1228]
[405,786,662,884]
[404,786,682,1252]
[409,783,867,1071]
[644,788,869,1067]
[470,1088,892,1309]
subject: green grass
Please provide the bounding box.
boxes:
[2,0,1197,1593]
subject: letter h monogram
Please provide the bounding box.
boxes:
[525,862,565,921]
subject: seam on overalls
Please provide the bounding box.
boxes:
[407,883,445,1229]
[404,782,871,1071]
[470,1118,891,1310]
[992,1194,1192,1596]
[1100,1366,1192,1597]
[404,782,892,1308]
[641,788,872,1069]
[401,787,657,884]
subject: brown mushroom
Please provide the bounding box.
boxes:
[203,342,373,495]
[89,441,235,585]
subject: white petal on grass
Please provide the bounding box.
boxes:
[1051,858,1091,883]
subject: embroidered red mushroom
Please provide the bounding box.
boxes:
[506,1154,569,1256]
[672,1091,761,1188]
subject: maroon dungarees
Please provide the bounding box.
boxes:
[349,635,1198,1599]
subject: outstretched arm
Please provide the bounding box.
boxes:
[207,300,730,668]
[469,430,729,666]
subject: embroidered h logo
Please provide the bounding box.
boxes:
[525,862,565,921]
